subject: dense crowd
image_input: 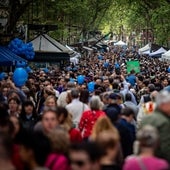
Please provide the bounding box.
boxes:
[0,45,170,170]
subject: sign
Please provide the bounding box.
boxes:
[126,60,140,73]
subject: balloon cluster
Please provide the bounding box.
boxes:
[88,82,95,93]
[8,38,35,60]
[77,75,84,85]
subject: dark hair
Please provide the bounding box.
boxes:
[70,142,103,162]
[0,118,14,136]
[121,107,134,117]
[8,97,20,105]
[125,93,132,101]
[56,106,68,120]
[19,131,51,166]
[80,89,89,104]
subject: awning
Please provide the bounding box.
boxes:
[82,46,93,51]
[0,46,27,66]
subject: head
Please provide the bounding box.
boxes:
[19,131,51,167]
[91,116,119,141]
[80,89,89,104]
[47,127,70,154]
[22,100,35,115]
[125,93,132,102]
[89,96,102,111]
[71,88,80,100]
[44,95,57,108]
[56,106,68,124]
[67,82,76,90]
[41,108,59,133]
[96,130,120,162]
[136,125,159,154]
[121,107,134,122]
[108,93,121,104]
[156,90,170,115]
[8,97,20,113]
[69,142,102,170]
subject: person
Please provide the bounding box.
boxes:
[90,116,118,141]
[119,107,136,143]
[126,70,137,87]
[66,88,89,128]
[8,97,21,117]
[56,106,82,143]
[20,100,38,130]
[79,96,105,140]
[44,95,57,108]
[34,108,59,133]
[0,133,16,170]
[69,142,103,170]
[123,125,169,170]
[18,131,51,170]
[57,82,76,107]
[96,131,122,170]
[45,128,70,170]
[141,90,170,163]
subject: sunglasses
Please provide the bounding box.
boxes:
[70,160,87,167]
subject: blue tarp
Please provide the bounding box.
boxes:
[0,46,27,66]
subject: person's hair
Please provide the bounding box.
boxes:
[0,133,13,159]
[70,141,103,163]
[19,131,51,166]
[42,108,57,119]
[96,130,119,154]
[137,125,159,149]
[47,127,70,155]
[67,82,76,90]
[44,95,57,106]
[91,116,119,141]
[125,93,132,101]
[0,118,14,136]
[44,87,55,96]
[8,97,20,105]
[121,107,134,117]
[80,89,89,104]
[70,88,79,99]
[148,84,155,93]
[20,100,36,118]
[89,95,102,111]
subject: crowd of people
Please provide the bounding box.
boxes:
[0,44,170,170]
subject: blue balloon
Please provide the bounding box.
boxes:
[115,63,120,69]
[26,66,32,73]
[13,68,28,87]
[77,75,84,85]
[167,67,170,73]
[104,62,109,68]
[88,82,95,92]
[43,68,49,73]
[0,72,6,81]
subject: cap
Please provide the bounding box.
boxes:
[109,93,121,100]
[156,90,170,105]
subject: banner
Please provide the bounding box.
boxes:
[126,60,140,73]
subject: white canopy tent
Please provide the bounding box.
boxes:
[138,44,151,54]
[142,49,150,55]
[149,47,167,57]
[114,40,127,46]
[162,50,170,60]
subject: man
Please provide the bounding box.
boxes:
[66,88,89,128]
[141,90,170,163]
[69,142,102,170]
[57,82,76,107]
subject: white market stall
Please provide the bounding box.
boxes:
[162,50,170,61]
[138,44,151,55]
[114,40,127,46]
[149,47,167,57]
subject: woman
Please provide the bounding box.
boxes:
[90,116,119,141]
[56,106,82,143]
[44,95,57,108]
[123,125,169,170]
[96,130,122,170]
[79,96,105,140]
[20,100,38,130]
[45,128,70,170]
[8,97,21,117]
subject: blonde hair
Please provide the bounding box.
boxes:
[47,127,70,154]
[90,116,119,141]
[44,95,57,106]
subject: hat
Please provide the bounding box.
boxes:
[109,93,121,100]
[156,90,170,105]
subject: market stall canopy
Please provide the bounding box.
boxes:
[83,46,94,51]
[138,44,151,54]
[114,40,127,46]
[31,34,72,54]
[162,50,170,60]
[149,47,167,57]
[0,46,27,66]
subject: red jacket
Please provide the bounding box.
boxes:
[79,110,105,138]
